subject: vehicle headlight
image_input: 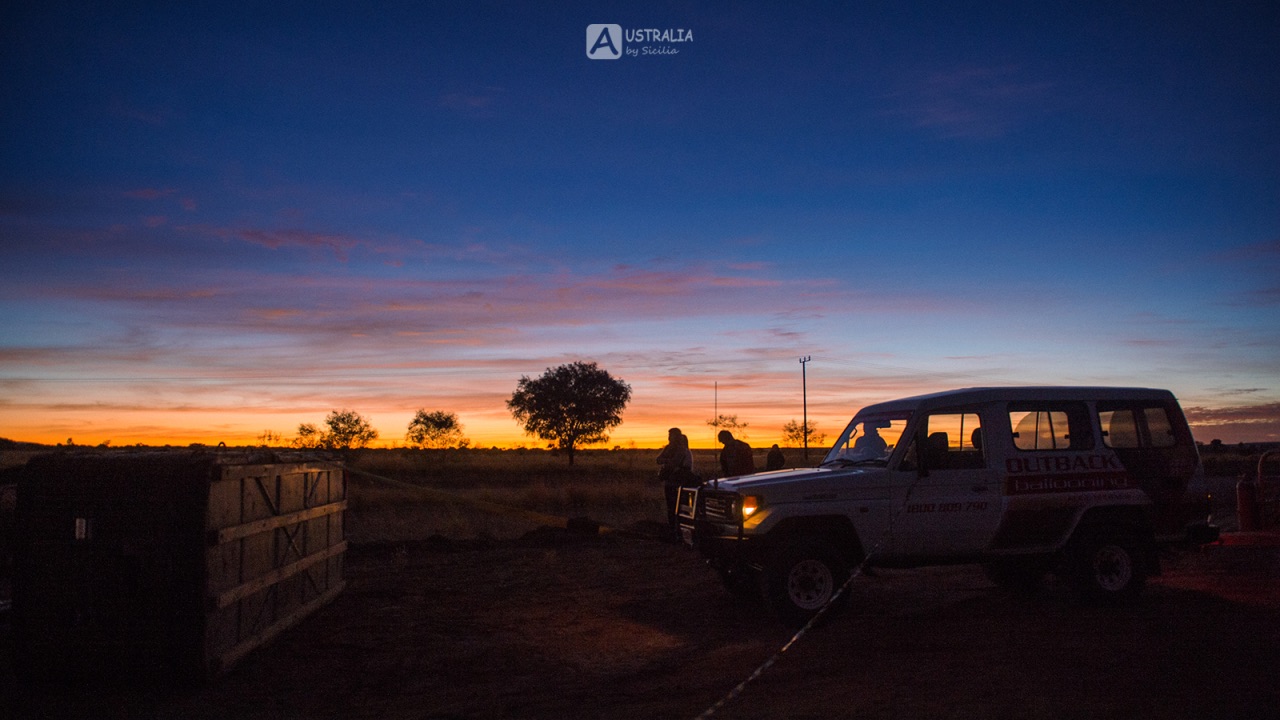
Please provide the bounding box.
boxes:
[741,495,762,519]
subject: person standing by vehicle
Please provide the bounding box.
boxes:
[657,427,695,529]
[766,443,785,470]
[718,430,755,477]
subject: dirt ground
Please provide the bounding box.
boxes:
[2,515,1278,720]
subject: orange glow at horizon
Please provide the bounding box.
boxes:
[5,392,1273,450]
[1,408,855,451]
[0,379,871,451]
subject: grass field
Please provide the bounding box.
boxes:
[342,447,755,543]
[0,442,1270,550]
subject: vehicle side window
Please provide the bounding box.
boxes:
[1100,408,1140,447]
[1098,403,1178,448]
[1144,407,1177,447]
[921,411,985,470]
[1008,402,1094,451]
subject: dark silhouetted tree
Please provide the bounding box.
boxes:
[507,361,631,465]
[293,423,323,449]
[324,409,378,449]
[406,410,469,449]
[294,410,378,450]
[782,419,825,448]
[706,414,749,438]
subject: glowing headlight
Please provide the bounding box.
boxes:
[741,495,762,519]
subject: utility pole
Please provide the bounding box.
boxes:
[799,356,811,459]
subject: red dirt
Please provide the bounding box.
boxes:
[3,525,1277,720]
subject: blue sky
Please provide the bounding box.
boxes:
[2,1,1278,447]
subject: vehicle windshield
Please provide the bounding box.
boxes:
[821,412,911,467]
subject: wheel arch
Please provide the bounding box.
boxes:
[761,514,866,566]
[1068,505,1159,579]
[1074,505,1155,538]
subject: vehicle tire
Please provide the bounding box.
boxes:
[1065,527,1147,603]
[759,542,850,627]
[717,564,760,601]
[982,556,1050,595]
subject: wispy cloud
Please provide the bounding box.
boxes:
[124,188,177,200]
[235,228,364,259]
[888,64,1052,139]
[1184,403,1280,425]
[109,98,175,126]
[440,86,506,118]
[1183,402,1280,442]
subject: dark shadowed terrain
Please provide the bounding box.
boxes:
[2,520,1277,720]
[1,453,1276,719]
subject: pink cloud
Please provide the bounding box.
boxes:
[1184,403,1280,443]
[1184,403,1280,425]
[173,223,368,261]
[236,229,362,258]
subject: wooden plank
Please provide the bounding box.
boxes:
[213,500,348,545]
[209,580,346,676]
[206,479,243,535]
[210,541,347,610]
[217,463,330,484]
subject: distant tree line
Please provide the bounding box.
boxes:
[276,361,827,464]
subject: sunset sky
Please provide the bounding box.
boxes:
[2,1,1278,449]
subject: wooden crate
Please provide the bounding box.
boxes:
[13,451,346,681]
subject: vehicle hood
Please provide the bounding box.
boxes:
[708,466,885,494]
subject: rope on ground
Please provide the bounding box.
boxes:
[691,476,925,719]
[691,561,869,720]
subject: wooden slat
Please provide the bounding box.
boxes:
[210,541,347,610]
[213,500,348,545]
[209,580,346,675]
[217,463,330,483]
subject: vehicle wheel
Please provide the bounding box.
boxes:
[759,542,850,627]
[717,564,760,601]
[983,556,1049,595]
[1065,527,1147,603]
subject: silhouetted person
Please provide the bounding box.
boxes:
[718,430,755,477]
[657,427,695,528]
[766,444,785,470]
[854,424,888,458]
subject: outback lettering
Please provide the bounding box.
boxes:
[1005,454,1121,474]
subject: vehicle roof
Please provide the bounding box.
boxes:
[856,386,1178,415]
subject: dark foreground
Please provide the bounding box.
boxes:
[2,525,1277,720]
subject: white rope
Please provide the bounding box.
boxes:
[692,560,870,720]
[692,467,925,719]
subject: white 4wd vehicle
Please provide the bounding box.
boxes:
[676,387,1218,625]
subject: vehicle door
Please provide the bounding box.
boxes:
[893,406,1003,556]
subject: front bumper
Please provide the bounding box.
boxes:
[675,485,761,565]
